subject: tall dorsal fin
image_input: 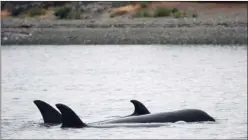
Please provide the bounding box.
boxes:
[55,103,87,128]
[33,100,62,124]
[129,100,150,116]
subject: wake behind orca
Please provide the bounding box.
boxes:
[33,99,150,124]
[55,103,216,128]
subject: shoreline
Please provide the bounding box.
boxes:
[1,2,247,45]
[1,17,247,45]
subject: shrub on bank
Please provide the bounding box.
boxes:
[133,6,196,19]
[173,11,182,18]
[154,7,172,17]
[27,7,46,17]
[192,13,198,18]
[171,8,179,14]
[54,5,82,19]
[67,11,81,19]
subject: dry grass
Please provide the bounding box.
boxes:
[1,8,57,20]
[149,2,247,16]
[1,10,11,19]
[109,3,141,17]
[39,9,56,20]
[109,2,247,18]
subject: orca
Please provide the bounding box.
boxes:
[33,99,150,124]
[55,103,215,128]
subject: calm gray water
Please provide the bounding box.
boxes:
[1,45,247,139]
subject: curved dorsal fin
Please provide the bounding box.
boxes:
[129,100,150,116]
[55,103,87,128]
[33,100,62,124]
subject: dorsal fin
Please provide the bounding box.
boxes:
[33,100,62,124]
[129,100,150,116]
[55,103,87,128]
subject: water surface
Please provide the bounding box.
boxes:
[1,45,247,139]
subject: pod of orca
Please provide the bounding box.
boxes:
[33,100,215,128]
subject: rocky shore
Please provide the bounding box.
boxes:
[1,2,247,45]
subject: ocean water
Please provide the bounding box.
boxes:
[1,45,247,139]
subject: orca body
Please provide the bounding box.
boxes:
[33,99,150,124]
[55,103,216,128]
[88,99,150,125]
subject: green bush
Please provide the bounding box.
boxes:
[173,11,182,18]
[182,12,187,17]
[140,1,150,8]
[54,5,73,19]
[192,13,198,18]
[134,10,151,17]
[28,8,46,17]
[67,11,81,19]
[171,8,179,13]
[154,7,172,17]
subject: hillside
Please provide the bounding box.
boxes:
[1,2,247,19]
